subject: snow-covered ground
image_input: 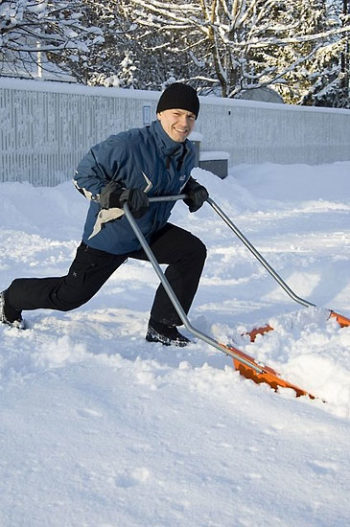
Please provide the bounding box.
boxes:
[1,161,349,526]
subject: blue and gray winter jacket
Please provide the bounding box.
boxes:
[74,119,195,254]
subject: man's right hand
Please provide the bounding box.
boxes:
[119,188,149,218]
[100,181,149,219]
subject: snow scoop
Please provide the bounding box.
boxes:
[206,197,350,341]
[123,195,317,399]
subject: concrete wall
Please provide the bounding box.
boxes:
[1,77,350,186]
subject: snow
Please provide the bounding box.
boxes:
[1,158,350,526]
[200,151,230,161]
[2,75,350,116]
[0,76,162,99]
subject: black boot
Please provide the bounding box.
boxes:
[146,318,190,347]
[0,290,25,329]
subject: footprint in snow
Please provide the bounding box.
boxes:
[115,467,151,488]
[76,407,103,419]
[308,459,338,475]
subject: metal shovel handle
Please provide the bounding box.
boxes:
[206,197,315,309]
[149,194,187,203]
[149,194,314,309]
[123,196,263,372]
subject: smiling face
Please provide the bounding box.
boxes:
[157,109,196,143]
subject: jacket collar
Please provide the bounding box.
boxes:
[151,119,189,158]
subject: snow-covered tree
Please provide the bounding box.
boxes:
[60,0,199,89]
[335,0,350,105]
[3,1,348,106]
[0,0,104,79]
[275,0,350,107]
[119,0,350,105]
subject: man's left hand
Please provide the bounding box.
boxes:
[184,179,209,212]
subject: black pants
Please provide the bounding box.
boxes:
[6,223,207,326]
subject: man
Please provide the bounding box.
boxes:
[0,83,208,347]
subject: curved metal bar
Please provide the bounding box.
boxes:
[206,197,316,309]
[123,200,263,373]
[149,194,187,203]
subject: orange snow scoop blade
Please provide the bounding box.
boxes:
[247,324,274,342]
[223,343,315,399]
[330,310,350,327]
[247,310,350,342]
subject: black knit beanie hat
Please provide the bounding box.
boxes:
[156,83,200,119]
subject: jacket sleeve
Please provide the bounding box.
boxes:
[73,135,125,201]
